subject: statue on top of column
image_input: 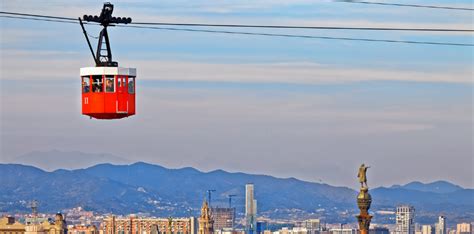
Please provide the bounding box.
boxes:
[358,164,370,188]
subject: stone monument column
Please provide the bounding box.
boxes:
[357,164,372,234]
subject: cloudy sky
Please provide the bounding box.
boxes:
[0,0,472,189]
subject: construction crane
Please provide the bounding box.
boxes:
[227,194,237,231]
[228,194,236,208]
[207,189,216,207]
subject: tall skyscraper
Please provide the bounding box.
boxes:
[395,205,415,234]
[435,216,446,234]
[456,223,472,234]
[246,183,257,234]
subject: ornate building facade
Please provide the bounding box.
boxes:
[0,213,67,234]
[198,201,213,234]
[0,217,25,234]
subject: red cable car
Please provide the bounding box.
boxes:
[80,67,136,119]
[78,3,135,120]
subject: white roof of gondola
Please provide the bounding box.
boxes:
[80,67,136,77]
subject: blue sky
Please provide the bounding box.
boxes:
[0,0,472,188]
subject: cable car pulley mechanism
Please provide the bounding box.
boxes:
[78,2,137,120]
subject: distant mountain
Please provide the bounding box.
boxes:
[0,164,167,214]
[1,162,473,224]
[12,150,130,171]
[389,181,463,193]
[369,185,473,223]
[371,187,473,208]
[81,162,356,209]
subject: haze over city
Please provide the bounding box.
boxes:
[1,0,472,191]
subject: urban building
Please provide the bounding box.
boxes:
[0,213,67,234]
[302,219,320,233]
[0,217,26,234]
[245,184,257,234]
[329,228,357,234]
[215,230,244,234]
[63,207,95,226]
[68,225,98,234]
[211,208,235,231]
[435,217,446,234]
[394,205,415,234]
[415,224,422,234]
[369,227,389,234]
[422,225,433,234]
[276,227,317,234]
[456,223,471,234]
[198,200,214,234]
[101,215,196,234]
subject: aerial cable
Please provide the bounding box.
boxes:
[0,15,79,24]
[1,14,472,47]
[1,11,473,32]
[334,0,474,11]
[130,22,474,33]
[0,11,77,21]
[120,25,474,47]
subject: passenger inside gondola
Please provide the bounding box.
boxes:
[128,77,135,93]
[92,76,103,92]
[105,76,114,92]
[82,77,90,93]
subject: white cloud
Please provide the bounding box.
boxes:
[131,60,473,84]
[2,50,472,84]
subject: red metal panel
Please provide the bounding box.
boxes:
[82,93,91,114]
[117,75,127,113]
[128,94,135,115]
[89,92,105,113]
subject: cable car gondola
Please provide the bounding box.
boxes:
[79,2,135,119]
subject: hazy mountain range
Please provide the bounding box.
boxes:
[10,150,131,171]
[1,154,473,224]
[389,181,464,193]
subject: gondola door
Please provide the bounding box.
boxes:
[116,75,128,113]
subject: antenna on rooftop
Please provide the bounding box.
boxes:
[30,200,39,224]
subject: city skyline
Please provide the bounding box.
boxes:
[0,170,471,234]
[1,201,472,234]
[1,162,472,226]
